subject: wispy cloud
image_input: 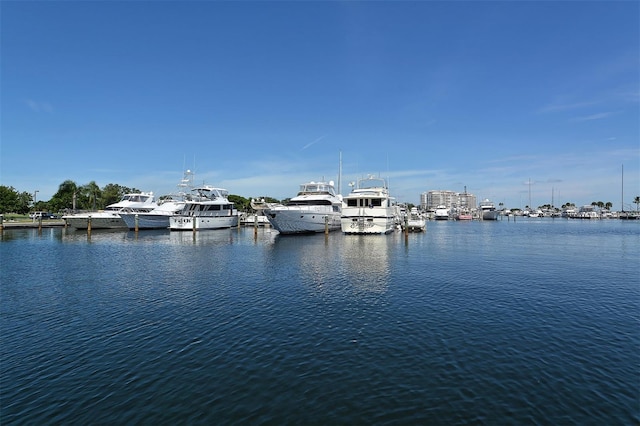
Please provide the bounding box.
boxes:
[538,100,599,113]
[302,135,326,150]
[24,99,53,113]
[570,111,618,122]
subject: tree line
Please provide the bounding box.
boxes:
[0,181,282,214]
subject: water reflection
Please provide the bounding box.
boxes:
[339,234,392,295]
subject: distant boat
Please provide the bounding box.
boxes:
[455,208,473,220]
[573,205,600,219]
[341,175,397,234]
[264,180,343,234]
[434,205,450,220]
[403,207,426,232]
[479,199,499,220]
[170,185,239,230]
[121,170,194,230]
[527,209,543,218]
[63,192,157,229]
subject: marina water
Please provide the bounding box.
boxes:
[1,219,638,424]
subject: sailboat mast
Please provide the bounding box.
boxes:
[621,164,624,212]
[338,151,342,196]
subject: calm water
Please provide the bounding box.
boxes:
[1,219,638,425]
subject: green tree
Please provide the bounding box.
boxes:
[634,196,640,211]
[77,181,102,210]
[0,185,31,214]
[229,194,251,212]
[48,180,78,213]
[100,184,141,207]
[605,202,612,210]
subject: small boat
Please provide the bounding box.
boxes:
[527,209,543,218]
[574,205,600,219]
[120,170,194,230]
[403,207,426,232]
[63,192,158,229]
[264,180,343,234]
[455,209,473,221]
[170,185,239,230]
[341,175,397,234]
[479,199,499,220]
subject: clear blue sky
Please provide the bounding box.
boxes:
[2,1,638,210]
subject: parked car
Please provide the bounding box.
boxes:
[30,212,51,219]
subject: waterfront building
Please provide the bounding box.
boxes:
[421,190,477,212]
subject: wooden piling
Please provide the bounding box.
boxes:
[254,214,258,238]
[134,214,139,233]
[325,215,329,235]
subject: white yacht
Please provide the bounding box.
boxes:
[170,185,239,230]
[63,192,157,229]
[479,199,499,220]
[434,205,450,220]
[264,181,343,234]
[403,207,426,232]
[341,175,397,234]
[120,170,194,230]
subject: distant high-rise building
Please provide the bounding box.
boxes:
[421,190,477,211]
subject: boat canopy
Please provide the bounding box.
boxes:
[192,186,229,199]
[297,182,336,196]
[121,193,154,203]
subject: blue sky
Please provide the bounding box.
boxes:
[2,1,638,210]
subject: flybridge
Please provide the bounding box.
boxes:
[349,175,388,190]
[297,181,337,196]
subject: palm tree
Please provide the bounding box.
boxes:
[634,196,640,212]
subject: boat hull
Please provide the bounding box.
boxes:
[405,219,426,232]
[265,207,341,234]
[169,215,239,230]
[63,213,127,229]
[341,208,396,234]
[482,211,500,220]
[121,213,172,230]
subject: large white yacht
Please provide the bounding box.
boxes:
[434,205,450,220]
[120,170,194,230]
[63,192,157,229]
[169,185,239,230]
[341,175,397,234]
[263,181,343,234]
[479,199,499,220]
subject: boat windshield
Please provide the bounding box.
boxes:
[358,177,386,190]
[122,194,151,203]
[298,183,335,196]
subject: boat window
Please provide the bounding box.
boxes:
[372,198,382,207]
[289,200,332,206]
[347,199,358,207]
